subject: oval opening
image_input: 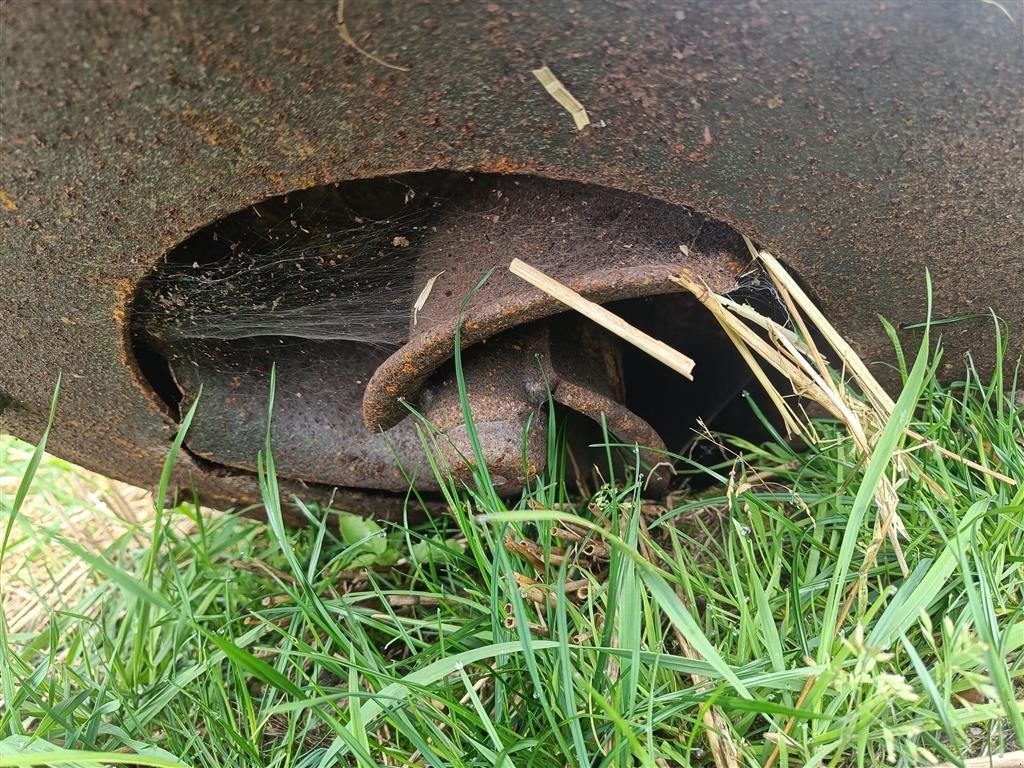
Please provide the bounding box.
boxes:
[129,171,782,494]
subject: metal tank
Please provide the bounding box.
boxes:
[1,0,1021,519]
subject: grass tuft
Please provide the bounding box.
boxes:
[1,264,1022,767]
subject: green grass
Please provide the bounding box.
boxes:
[1,328,1022,767]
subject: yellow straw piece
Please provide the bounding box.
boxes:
[532,66,590,131]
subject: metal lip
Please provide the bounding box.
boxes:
[363,259,745,431]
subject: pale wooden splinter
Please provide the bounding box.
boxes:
[508,258,695,380]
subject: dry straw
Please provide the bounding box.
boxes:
[413,271,443,326]
[532,67,591,130]
[510,245,1016,768]
[509,258,694,379]
[671,237,1015,768]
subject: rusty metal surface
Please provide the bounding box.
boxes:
[167,313,668,495]
[416,317,671,491]
[169,339,428,492]
[419,331,552,491]
[1,0,1021,515]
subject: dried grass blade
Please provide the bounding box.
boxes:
[930,749,1024,768]
[903,428,1017,485]
[697,294,835,420]
[413,271,443,326]
[681,260,913,588]
[756,273,910,571]
[741,237,834,387]
[768,325,865,439]
[670,271,810,440]
[718,295,809,352]
[746,238,896,415]
[337,0,409,72]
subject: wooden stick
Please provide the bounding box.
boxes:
[509,258,695,380]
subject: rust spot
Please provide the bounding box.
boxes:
[490,156,519,174]
[110,278,135,327]
[0,187,18,212]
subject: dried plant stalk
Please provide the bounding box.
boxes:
[932,750,1024,768]
[693,243,925,768]
[743,236,896,415]
[532,66,590,130]
[670,271,815,440]
[672,264,911,563]
[717,295,809,352]
[509,258,695,379]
